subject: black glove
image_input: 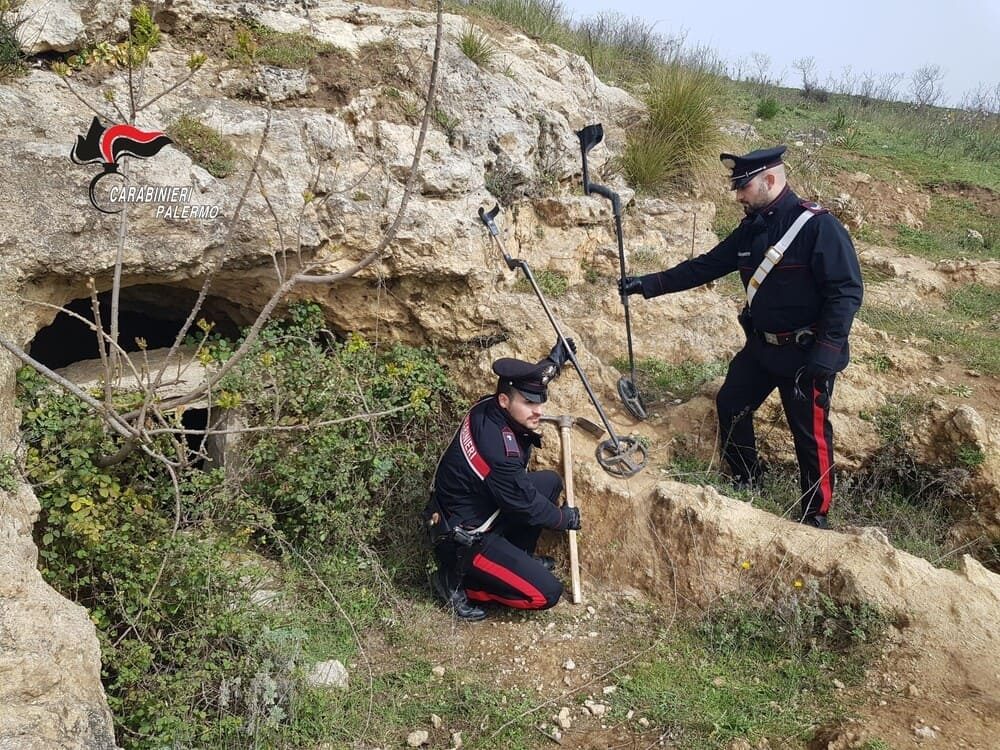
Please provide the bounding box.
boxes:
[548,337,576,367]
[803,357,835,380]
[558,506,581,531]
[795,363,834,408]
[618,276,643,296]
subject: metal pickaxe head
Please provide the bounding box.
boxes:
[540,414,605,438]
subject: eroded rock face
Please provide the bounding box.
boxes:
[1,0,998,744]
[567,473,1000,748]
[0,478,118,750]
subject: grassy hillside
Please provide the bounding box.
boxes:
[5,2,997,748]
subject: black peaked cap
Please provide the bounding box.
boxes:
[720,145,787,189]
[492,357,557,403]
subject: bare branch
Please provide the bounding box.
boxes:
[59,74,119,121]
[144,404,411,436]
[136,68,199,113]
[0,332,135,440]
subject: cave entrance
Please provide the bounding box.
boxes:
[29,284,249,370]
[26,283,256,470]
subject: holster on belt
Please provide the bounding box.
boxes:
[738,307,753,339]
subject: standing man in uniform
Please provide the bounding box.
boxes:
[425,340,582,620]
[620,146,863,529]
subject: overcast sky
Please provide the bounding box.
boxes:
[560,0,1000,106]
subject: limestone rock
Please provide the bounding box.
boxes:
[306,660,349,689]
[15,0,130,53]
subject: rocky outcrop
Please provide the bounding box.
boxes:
[569,467,1000,747]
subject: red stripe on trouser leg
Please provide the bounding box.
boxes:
[466,553,548,609]
[812,383,833,514]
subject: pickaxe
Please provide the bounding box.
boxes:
[540,414,604,604]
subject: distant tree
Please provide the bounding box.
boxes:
[792,56,818,95]
[959,82,1000,114]
[876,72,904,103]
[832,65,857,97]
[909,63,946,108]
[749,51,774,96]
[728,55,747,82]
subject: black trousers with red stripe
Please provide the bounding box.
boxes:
[437,470,564,610]
[716,347,836,520]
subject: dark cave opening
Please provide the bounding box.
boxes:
[28,284,248,370]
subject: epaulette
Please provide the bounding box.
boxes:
[799,200,828,215]
[501,426,521,458]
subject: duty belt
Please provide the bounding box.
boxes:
[757,326,816,346]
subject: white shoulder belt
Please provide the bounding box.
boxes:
[746,210,815,306]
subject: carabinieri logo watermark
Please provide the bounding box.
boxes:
[106,185,222,219]
[71,117,222,219]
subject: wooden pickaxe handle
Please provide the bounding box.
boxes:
[560,422,582,604]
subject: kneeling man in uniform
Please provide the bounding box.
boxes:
[425,339,581,621]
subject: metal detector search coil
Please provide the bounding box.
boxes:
[476,204,647,479]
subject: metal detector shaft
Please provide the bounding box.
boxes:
[479,205,624,448]
[611,201,638,386]
[576,126,638,386]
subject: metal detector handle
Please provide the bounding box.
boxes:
[575,124,641,396]
[586,183,621,214]
[609,202,639,384]
[478,204,517,270]
[576,123,604,195]
[476,204,623,449]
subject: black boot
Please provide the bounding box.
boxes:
[800,514,829,530]
[533,555,556,572]
[431,570,487,622]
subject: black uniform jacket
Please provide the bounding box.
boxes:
[429,395,570,531]
[637,186,863,374]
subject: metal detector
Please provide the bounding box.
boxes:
[576,123,647,421]
[478,204,647,478]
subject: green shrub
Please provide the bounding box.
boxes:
[569,11,662,86]
[18,369,287,748]
[955,443,985,468]
[458,22,497,68]
[433,107,461,145]
[466,0,569,44]
[61,4,161,72]
[621,63,724,192]
[755,97,779,119]
[20,302,463,747]
[168,115,238,177]
[0,0,26,80]
[0,452,18,492]
[217,303,461,553]
[841,396,977,566]
[514,268,568,297]
[613,356,727,403]
[228,21,334,68]
[627,245,662,273]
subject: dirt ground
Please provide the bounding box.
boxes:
[405,170,1000,749]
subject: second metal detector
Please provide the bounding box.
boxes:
[576,123,647,421]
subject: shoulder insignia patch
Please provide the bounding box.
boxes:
[501,427,521,458]
[800,200,828,215]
